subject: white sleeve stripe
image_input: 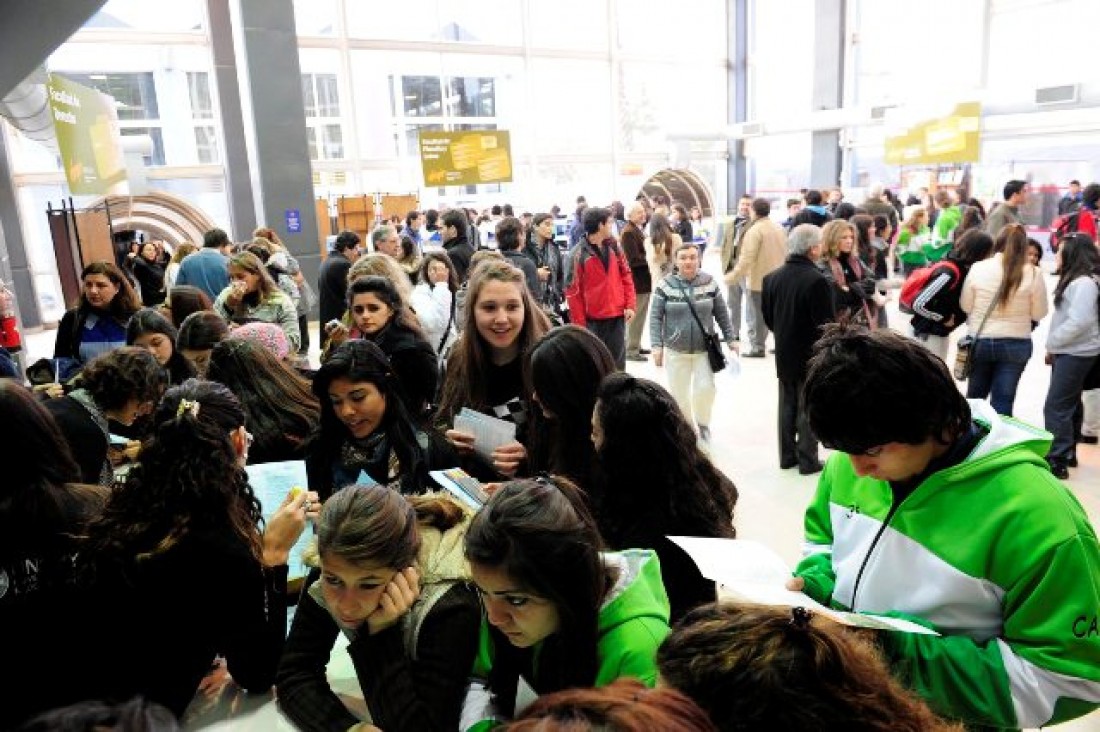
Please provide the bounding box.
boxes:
[801,542,832,558]
[995,639,1100,728]
[912,272,953,321]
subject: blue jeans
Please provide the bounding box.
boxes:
[1044,353,1099,463]
[966,337,1033,416]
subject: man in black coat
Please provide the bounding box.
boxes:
[318,230,360,349]
[441,209,475,282]
[761,224,836,475]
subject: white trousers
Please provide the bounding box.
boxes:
[666,349,716,428]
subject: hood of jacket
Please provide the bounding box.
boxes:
[598,549,671,635]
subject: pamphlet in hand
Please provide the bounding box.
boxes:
[667,536,938,635]
[245,460,313,580]
[430,468,490,510]
[453,407,517,461]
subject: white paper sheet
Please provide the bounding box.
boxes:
[245,460,313,580]
[453,407,517,461]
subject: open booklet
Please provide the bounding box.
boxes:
[430,467,490,511]
[668,536,938,635]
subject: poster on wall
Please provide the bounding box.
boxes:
[47,73,128,195]
[418,130,513,186]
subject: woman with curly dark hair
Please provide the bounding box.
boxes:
[657,602,962,732]
[54,261,141,366]
[73,379,318,718]
[307,340,457,499]
[44,346,167,485]
[206,338,319,464]
[591,373,737,622]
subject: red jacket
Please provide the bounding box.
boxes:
[566,239,636,326]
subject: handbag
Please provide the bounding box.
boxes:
[953,301,993,381]
[676,280,727,373]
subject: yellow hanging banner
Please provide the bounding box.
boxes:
[419,130,513,186]
[885,102,981,166]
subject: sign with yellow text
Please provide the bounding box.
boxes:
[885,102,981,166]
[419,130,513,186]
[47,73,127,195]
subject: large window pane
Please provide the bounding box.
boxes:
[187,72,213,119]
[616,0,725,57]
[67,72,159,120]
[530,0,608,50]
[529,59,612,154]
[194,126,219,164]
[436,0,522,45]
[120,127,166,165]
[987,0,1099,90]
[749,0,813,120]
[347,0,438,41]
[293,0,338,36]
[401,76,444,117]
[317,74,341,117]
[85,0,205,33]
[446,76,495,117]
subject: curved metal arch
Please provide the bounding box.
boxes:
[636,168,715,218]
[87,191,217,246]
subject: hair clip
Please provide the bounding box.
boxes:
[177,398,201,418]
[790,606,814,630]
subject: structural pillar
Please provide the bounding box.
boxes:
[726,0,748,209]
[809,0,846,189]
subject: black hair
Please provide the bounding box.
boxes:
[334,230,361,252]
[418,251,459,292]
[310,340,428,497]
[126,308,196,385]
[491,205,503,217]
[495,217,525,251]
[441,209,468,234]
[18,696,180,732]
[425,209,439,228]
[82,379,264,570]
[465,476,611,713]
[950,229,994,268]
[803,324,971,454]
[346,275,422,335]
[177,310,229,351]
[1003,179,1028,200]
[78,346,167,412]
[206,339,320,464]
[525,326,615,488]
[593,373,736,545]
[202,228,230,249]
[582,207,611,236]
[1054,233,1100,306]
[751,198,771,218]
[834,202,857,221]
[405,210,421,227]
[1083,183,1100,208]
[164,285,212,328]
[804,190,823,206]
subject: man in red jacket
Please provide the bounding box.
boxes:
[566,206,636,368]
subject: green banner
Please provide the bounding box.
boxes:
[47,73,127,194]
[419,130,513,186]
[885,102,982,166]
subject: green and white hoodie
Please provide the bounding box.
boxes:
[461,549,671,731]
[796,400,1100,730]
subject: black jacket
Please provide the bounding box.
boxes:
[318,253,353,330]
[503,249,540,297]
[371,324,440,419]
[910,258,969,337]
[761,255,836,383]
[44,396,109,485]
[132,258,167,306]
[444,236,475,282]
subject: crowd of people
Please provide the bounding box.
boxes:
[1,183,1099,732]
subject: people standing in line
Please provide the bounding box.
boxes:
[1041,233,1100,479]
[497,216,540,296]
[462,477,671,729]
[441,209,476,282]
[723,198,787,357]
[621,203,652,362]
[817,220,877,327]
[525,213,566,319]
[175,228,232,302]
[411,251,460,364]
[318,231,361,350]
[984,179,1030,238]
[566,207,637,370]
[54,261,142,370]
[960,223,1048,416]
[72,380,317,718]
[591,373,737,622]
[437,261,550,480]
[761,224,835,475]
[790,325,1100,730]
[649,242,736,444]
[214,251,302,351]
[909,229,995,362]
[719,195,754,344]
[1,381,107,729]
[277,484,480,732]
[45,347,167,486]
[130,241,168,307]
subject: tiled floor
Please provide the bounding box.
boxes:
[18,250,1100,730]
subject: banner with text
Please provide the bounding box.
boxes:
[47,73,127,195]
[419,130,513,186]
[884,102,982,166]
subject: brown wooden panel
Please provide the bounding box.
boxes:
[72,209,114,267]
[379,193,419,221]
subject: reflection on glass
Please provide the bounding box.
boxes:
[120,127,166,166]
[194,126,218,164]
[187,72,213,119]
[302,74,341,118]
[68,72,159,120]
[293,0,338,36]
[446,77,495,117]
[401,76,444,117]
[87,0,205,33]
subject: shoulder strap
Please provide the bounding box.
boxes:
[674,279,711,335]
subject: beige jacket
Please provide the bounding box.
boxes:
[646,232,682,285]
[727,217,788,291]
[960,254,1048,339]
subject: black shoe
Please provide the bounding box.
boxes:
[626,353,648,362]
[742,349,765,358]
[1048,460,1070,479]
[1068,456,1078,468]
[780,459,797,470]
[798,462,824,475]
[1079,435,1099,445]
[639,348,651,355]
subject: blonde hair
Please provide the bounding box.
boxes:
[820,220,856,260]
[169,242,198,265]
[348,252,414,306]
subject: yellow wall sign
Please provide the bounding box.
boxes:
[47,73,127,195]
[884,102,981,166]
[419,130,513,186]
